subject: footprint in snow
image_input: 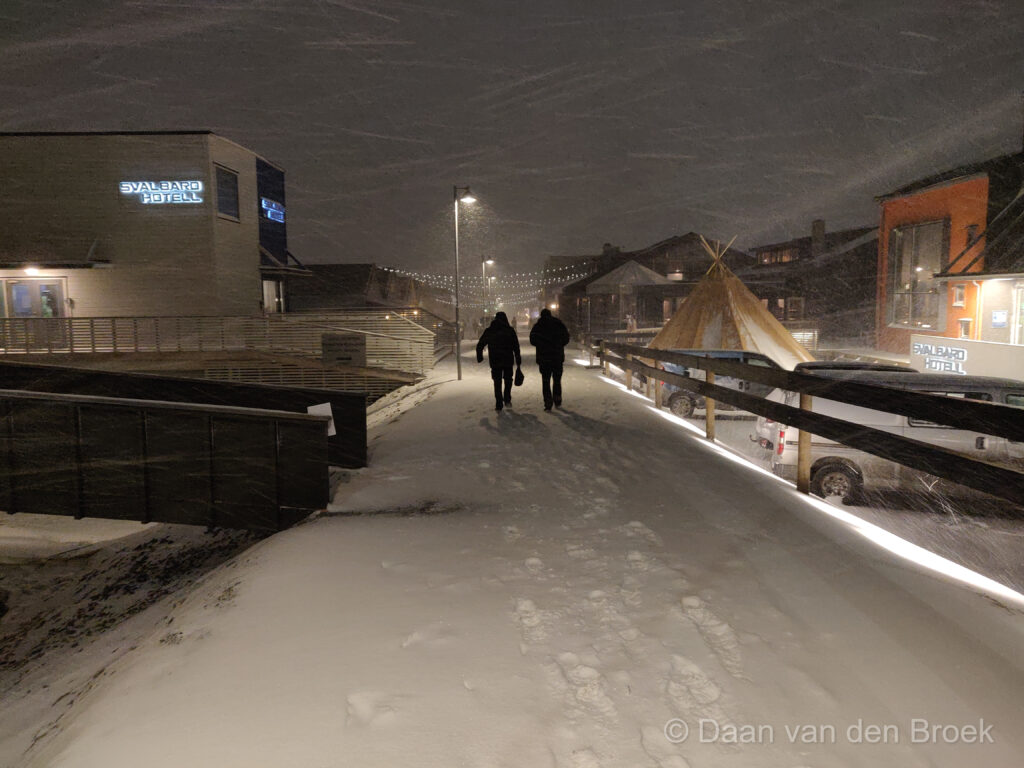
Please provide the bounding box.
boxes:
[620,520,664,546]
[346,692,399,726]
[566,747,603,767]
[400,621,456,649]
[665,655,731,728]
[556,652,617,720]
[514,597,548,642]
[640,725,691,768]
[681,596,746,679]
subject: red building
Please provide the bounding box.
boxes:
[874,151,1024,353]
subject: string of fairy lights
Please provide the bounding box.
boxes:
[379,262,594,291]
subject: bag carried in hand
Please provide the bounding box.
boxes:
[514,366,524,386]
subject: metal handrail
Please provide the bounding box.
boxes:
[0,313,436,374]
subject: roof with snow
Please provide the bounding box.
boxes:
[647,258,815,370]
[584,260,673,295]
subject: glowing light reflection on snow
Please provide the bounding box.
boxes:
[595,373,1024,608]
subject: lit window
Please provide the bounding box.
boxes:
[887,220,946,328]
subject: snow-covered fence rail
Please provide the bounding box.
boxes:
[0,390,330,531]
[601,341,1024,508]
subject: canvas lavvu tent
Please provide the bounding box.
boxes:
[648,236,815,370]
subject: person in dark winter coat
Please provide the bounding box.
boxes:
[476,311,522,411]
[529,308,571,410]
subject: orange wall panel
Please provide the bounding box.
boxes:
[876,175,989,353]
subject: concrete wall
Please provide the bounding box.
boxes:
[208,134,263,316]
[0,133,264,318]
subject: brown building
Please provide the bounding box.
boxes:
[739,220,878,345]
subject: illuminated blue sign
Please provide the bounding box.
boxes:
[261,198,285,223]
[119,180,204,205]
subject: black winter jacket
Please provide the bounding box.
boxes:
[476,318,522,369]
[529,314,570,367]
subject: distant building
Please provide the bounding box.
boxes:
[739,220,878,344]
[556,233,752,336]
[0,131,307,320]
[285,263,453,320]
[874,150,1024,353]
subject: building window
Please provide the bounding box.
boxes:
[952,283,966,307]
[786,296,805,320]
[958,317,972,339]
[758,247,798,265]
[887,220,947,329]
[2,278,67,318]
[216,165,239,219]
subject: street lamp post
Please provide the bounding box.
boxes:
[453,185,475,380]
[481,256,495,320]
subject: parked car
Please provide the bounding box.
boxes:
[766,371,1024,503]
[660,349,783,418]
[752,363,917,450]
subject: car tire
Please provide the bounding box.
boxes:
[668,393,696,418]
[810,464,863,505]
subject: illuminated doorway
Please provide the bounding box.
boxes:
[6,279,66,318]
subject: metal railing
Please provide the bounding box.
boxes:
[600,341,1024,507]
[0,390,330,531]
[0,310,436,375]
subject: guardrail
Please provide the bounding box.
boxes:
[0,390,330,531]
[0,311,435,375]
[599,341,1024,507]
[0,359,368,468]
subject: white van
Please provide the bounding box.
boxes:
[766,371,1024,503]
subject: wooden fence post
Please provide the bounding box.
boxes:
[797,393,812,493]
[705,370,716,441]
[625,354,633,390]
[601,340,609,377]
[654,378,663,409]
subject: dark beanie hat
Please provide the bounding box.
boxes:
[540,308,552,318]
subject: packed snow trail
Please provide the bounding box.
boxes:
[11,345,1024,767]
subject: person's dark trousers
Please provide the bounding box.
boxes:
[492,366,513,408]
[539,363,563,408]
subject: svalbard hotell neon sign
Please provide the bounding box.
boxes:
[120,180,204,205]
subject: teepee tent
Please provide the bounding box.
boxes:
[648,236,815,370]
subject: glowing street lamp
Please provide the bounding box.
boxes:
[453,185,475,380]
[481,257,496,318]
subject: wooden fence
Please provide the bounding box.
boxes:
[600,341,1024,507]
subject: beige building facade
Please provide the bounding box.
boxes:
[0,131,295,319]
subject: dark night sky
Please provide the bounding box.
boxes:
[2,0,1023,276]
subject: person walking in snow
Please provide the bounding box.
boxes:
[476,311,522,411]
[529,308,571,411]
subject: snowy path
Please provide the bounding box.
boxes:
[8,346,1024,767]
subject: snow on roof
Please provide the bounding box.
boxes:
[585,260,673,295]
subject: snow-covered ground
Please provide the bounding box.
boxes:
[2,344,1023,767]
